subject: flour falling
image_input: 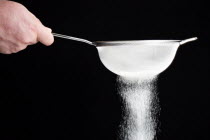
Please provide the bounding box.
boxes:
[96,38,197,140]
[117,76,159,140]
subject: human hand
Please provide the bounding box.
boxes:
[0,0,54,54]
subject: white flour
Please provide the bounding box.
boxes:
[97,41,179,140]
[97,41,180,78]
[96,38,196,140]
[118,76,159,140]
[97,41,180,140]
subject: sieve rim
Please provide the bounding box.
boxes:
[95,40,181,47]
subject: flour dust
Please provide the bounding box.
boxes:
[117,76,160,140]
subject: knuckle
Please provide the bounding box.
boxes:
[47,28,52,33]
[9,44,26,53]
[19,33,36,44]
[35,18,42,25]
[3,48,13,54]
[29,23,37,33]
[0,40,27,54]
[22,38,30,44]
[17,24,37,45]
[4,51,12,55]
[17,44,27,51]
[11,46,19,53]
[20,45,27,50]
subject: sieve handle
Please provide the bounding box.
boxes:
[52,33,96,46]
[180,37,198,45]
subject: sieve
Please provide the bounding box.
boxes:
[53,33,197,77]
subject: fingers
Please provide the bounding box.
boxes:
[36,24,54,46]
[0,0,54,54]
[0,40,27,54]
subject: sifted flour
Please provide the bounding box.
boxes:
[96,38,196,140]
[99,42,179,140]
[117,76,159,140]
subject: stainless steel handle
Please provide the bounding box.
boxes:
[180,37,198,45]
[52,33,95,46]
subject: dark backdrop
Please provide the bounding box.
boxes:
[0,0,209,140]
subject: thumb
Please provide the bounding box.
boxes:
[37,25,54,46]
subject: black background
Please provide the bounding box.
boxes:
[0,0,209,140]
